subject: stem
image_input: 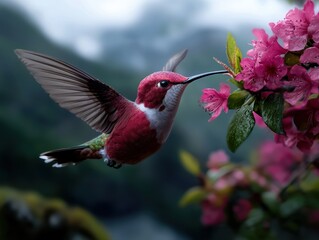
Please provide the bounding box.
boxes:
[260,85,295,93]
[243,95,255,106]
[213,57,235,77]
[279,154,316,199]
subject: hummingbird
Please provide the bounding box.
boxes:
[15,49,227,169]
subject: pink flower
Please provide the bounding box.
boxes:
[250,170,268,188]
[284,65,314,105]
[270,0,315,51]
[201,83,230,121]
[259,141,303,165]
[308,210,319,225]
[255,54,287,90]
[228,169,248,187]
[201,205,225,226]
[309,14,319,43]
[233,199,252,222]
[258,141,303,185]
[201,194,227,226]
[265,165,292,185]
[236,58,265,92]
[300,46,319,65]
[310,67,319,82]
[253,112,267,128]
[284,99,319,151]
[230,169,245,183]
[214,178,232,191]
[248,29,286,59]
[275,122,313,152]
[206,193,223,206]
[236,29,287,92]
[207,150,229,169]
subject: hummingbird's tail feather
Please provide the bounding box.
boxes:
[40,146,103,168]
[41,133,107,167]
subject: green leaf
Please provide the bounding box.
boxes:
[227,104,255,152]
[179,187,206,207]
[228,89,250,109]
[262,192,279,213]
[280,195,305,217]
[284,52,300,66]
[229,78,243,89]
[253,98,262,116]
[207,164,235,182]
[244,209,265,227]
[294,114,309,131]
[226,33,242,73]
[261,93,285,134]
[300,179,319,192]
[179,150,201,176]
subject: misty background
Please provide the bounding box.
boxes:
[0,0,305,239]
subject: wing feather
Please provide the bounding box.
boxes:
[15,49,133,133]
[162,49,188,72]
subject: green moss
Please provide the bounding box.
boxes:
[0,187,111,240]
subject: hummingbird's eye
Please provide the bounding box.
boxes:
[157,80,169,88]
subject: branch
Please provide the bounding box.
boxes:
[279,154,317,198]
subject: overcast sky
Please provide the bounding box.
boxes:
[3,0,298,59]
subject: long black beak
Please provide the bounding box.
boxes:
[183,70,228,84]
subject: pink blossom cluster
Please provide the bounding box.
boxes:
[236,28,288,92]
[275,98,319,151]
[201,193,252,226]
[239,0,319,152]
[257,141,303,186]
[206,151,248,192]
[200,143,306,226]
[201,150,254,226]
[236,0,319,96]
[201,0,319,152]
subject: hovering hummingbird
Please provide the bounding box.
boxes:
[15,49,226,169]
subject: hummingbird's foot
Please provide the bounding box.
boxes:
[105,159,122,169]
[113,163,122,169]
[100,149,122,169]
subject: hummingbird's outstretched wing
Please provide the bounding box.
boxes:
[15,49,133,134]
[162,49,188,72]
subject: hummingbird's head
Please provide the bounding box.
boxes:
[135,71,188,110]
[135,70,228,111]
